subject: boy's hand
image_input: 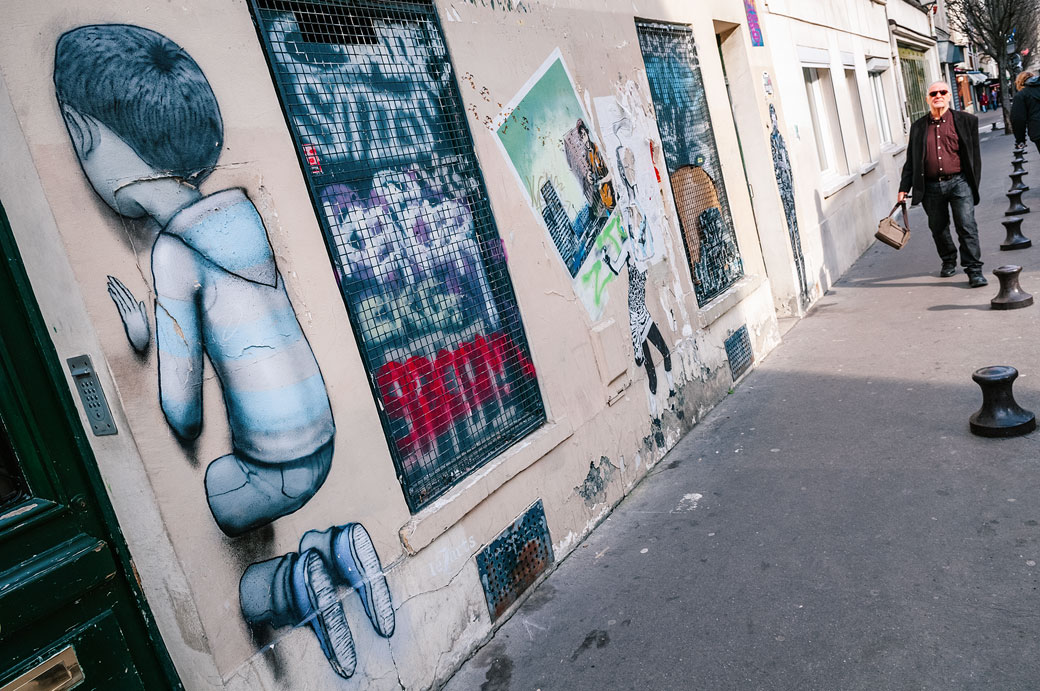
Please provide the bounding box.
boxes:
[107,275,151,353]
[897,191,907,204]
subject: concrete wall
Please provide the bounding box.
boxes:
[0,0,783,688]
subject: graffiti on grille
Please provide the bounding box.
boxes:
[264,14,461,178]
[263,8,543,507]
[637,23,744,304]
[376,331,537,467]
[320,174,500,349]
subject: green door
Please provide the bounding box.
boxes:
[0,201,180,690]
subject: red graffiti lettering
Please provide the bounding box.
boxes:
[303,144,323,174]
[375,332,537,456]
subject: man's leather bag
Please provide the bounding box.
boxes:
[876,202,910,249]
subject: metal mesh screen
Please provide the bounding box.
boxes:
[636,20,744,305]
[475,499,554,620]
[250,0,545,511]
[724,324,753,381]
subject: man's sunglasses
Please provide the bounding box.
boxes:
[929,90,949,97]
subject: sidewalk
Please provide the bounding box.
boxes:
[444,128,1040,690]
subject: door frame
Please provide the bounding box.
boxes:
[0,199,182,689]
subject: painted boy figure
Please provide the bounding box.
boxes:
[54,24,393,678]
[54,24,334,538]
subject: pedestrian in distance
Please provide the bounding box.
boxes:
[1011,72,1040,157]
[898,80,986,287]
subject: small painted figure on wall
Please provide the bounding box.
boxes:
[768,104,809,303]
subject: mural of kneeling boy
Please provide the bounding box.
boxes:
[54,24,393,678]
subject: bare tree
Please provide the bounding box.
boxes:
[946,0,1040,131]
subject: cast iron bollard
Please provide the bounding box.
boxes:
[990,265,1033,309]
[1012,158,1027,175]
[1001,217,1031,250]
[1013,149,1027,164]
[1006,189,1030,215]
[1010,171,1030,192]
[969,366,1036,437]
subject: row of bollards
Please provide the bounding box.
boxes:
[970,145,1037,438]
[994,146,1034,308]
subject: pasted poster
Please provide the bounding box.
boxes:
[593,90,675,417]
[495,51,619,318]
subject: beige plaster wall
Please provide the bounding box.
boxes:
[758,0,909,296]
[0,0,781,688]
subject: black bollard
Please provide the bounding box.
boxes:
[990,265,1033,309]
[1006,189,1030,215]
[1013,150,1027,164]
[1010,171,1030,192]
[1001,217,1031,250]
[969,366,1036,437]
[1012,159,1027,174]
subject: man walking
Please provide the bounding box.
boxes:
[898,81,986,287]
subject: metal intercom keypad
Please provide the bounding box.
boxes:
[66,355,116,436]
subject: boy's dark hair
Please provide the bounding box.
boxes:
[54,24,223,183]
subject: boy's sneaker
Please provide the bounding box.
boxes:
[300,523,396,637]
[968,273,989,288]
[291,550,357,679]
[940,264,957,277]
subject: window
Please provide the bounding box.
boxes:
[250,0,545,511]
[803,66,847,176]
[899,45,929,123]
[869,71,893,146]
[845,68,872,164]
[636,20,744,305]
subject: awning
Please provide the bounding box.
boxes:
[962,70,989,85]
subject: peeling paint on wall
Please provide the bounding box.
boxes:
[575,456,617,507]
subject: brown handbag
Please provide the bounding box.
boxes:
[875,201,910,249]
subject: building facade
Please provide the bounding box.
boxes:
[0,0,920,689]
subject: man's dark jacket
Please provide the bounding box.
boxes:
[1011,75,1040,144]
[899,109,981,206]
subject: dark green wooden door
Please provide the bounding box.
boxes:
[0,201,181,690]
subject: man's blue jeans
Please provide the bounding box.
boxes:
[921,173,983,273]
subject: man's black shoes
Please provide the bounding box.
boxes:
[968,273,988,288]
[940,264,957,277]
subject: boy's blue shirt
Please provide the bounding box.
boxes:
[153,188,335,463]
[165,188,277,286]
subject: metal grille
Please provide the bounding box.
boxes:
[250,0,545,512]
[475,499,554,620]
[899,45,928,124]
[636,20,744,305]
[724,324,753,381]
